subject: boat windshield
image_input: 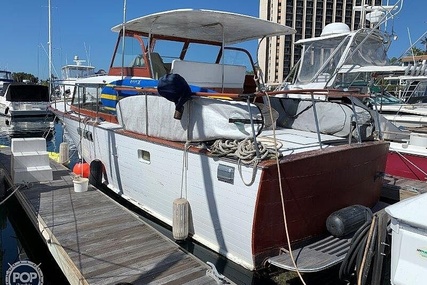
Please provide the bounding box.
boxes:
[0,71,13,80]
[366,92,404,106]
[404,80,427,103]
[411,81,427,97]
[63,66,95,79]
[344,31,388,67]
[297,36,350,84]
[3,84,49,102]
[297,30,388,86]
[112,35,254,72]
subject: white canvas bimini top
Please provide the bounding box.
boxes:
[111,9,296,45]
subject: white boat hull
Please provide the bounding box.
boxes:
[64,115,259,269]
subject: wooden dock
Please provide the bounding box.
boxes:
[382,174,427,202]
[0,147,233,285]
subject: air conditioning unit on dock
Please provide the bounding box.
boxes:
[385,193,427,285]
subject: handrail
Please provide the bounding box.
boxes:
[265,88,369,98]
[113,85,368,99]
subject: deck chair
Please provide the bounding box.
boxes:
[149,52,168,79]
[131,55,145,67]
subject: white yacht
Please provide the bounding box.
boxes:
[0,82,51,117]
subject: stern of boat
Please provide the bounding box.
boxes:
[251,140,389,270]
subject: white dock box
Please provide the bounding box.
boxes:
[11,137,53,184]
[385,193,427,285]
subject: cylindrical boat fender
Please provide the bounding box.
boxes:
[326,205,373,237]
[89,159,103,187]
[4,107,8,115]
[172,198,189,241]
[58,142,69,165]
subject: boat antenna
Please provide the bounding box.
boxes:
[398,29,427,60]
[120,0,127,80]
[359,0,366,28]
[39,43,59,78]
[48,0,53,93]
[399,28,427,58]
[84,42,91,66]
[407,28,417,64]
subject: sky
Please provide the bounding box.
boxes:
[0,0,425,81]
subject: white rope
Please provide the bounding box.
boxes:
[210,137,278,163]
[210,137,279,186]
[394,148,427,178]
[237,158,258,186]
[180,141,190,198]
[262,92,307,285]
[0,185,24,206]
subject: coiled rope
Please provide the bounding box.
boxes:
[210,137,280,186]
[211,137,279,163]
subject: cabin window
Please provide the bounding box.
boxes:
[137,149,150,164]
[63,66,95,79]
[72,84,104,112]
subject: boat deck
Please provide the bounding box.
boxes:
[266,201,389,273]
[0,147,232,285]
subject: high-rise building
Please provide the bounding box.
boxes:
[259,0,382,86]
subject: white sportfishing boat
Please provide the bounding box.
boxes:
[50,9,389,272]
[375,71,427,128]
[273,1,427,182]
[363,90,427,129]
[57,55,97,97]
[377,77,427,180]
[278,2,407,96]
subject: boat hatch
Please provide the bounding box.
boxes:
[267,234,352,272]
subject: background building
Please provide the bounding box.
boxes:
[259,0,382,87]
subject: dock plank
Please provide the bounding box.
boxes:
[0,147,231,285]
[382,174,427,202]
